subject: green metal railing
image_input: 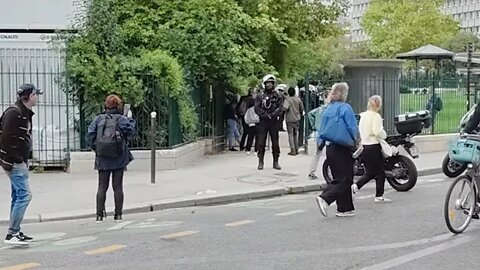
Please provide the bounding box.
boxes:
[0,69,191,167]
[315,75,473,135]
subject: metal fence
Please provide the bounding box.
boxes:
[0,51,195,168]
[316,74,475,135]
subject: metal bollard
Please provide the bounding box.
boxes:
[150,111,157,184]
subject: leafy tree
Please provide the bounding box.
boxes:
[442,31,480,53]
[236,0,347,81]
[362,0,459,58]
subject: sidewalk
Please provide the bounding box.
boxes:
[0,134,446,224]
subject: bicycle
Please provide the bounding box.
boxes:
[444,134,480,234]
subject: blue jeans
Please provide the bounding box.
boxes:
[227,119,240,148]
[6,162,32,235]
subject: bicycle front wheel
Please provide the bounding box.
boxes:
[444,175,476,234]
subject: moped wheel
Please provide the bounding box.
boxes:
[444,175,475,234]
[385,155,418,192]
[322,160,333,184]
[442,154,467,178]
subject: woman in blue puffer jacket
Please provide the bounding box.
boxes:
[315,82,359,218]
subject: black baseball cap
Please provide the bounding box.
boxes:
[17,83,43,96]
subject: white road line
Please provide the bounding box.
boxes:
[107,221,134,231]
[424,179,446,183]
[360,236,471,270]
[225,220,256,227]
[356,190,394,200]
[275,210,307,216]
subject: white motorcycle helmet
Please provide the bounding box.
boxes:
[261,74,276,90]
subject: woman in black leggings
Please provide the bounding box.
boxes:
[88,94,136,223]
[352,95,391,203]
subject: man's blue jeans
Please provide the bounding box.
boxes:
[227,119,240,148]
[5,162,32,235]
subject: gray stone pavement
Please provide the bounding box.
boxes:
[0,132,446,224]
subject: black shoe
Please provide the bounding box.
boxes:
[4,234,29,245]
[273,162,281,170]
[229,148,238,152]
[287,151,295,156]
[258,160,264,170]
[19,232,33,242]
[96,215,104,223]
[473,213,480,220]
[114,214,122,222]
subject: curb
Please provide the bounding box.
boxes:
[0,167,441,225]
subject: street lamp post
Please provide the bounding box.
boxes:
[150,111,157,184]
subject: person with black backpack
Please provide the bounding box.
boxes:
[87,94,136,223]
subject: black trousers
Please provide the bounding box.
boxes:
[244,125,257,151]
[97,169,124,216]
[320,144,355,213]
[355,144,386,197]
[239,118,248,150]
[257,120,280,160]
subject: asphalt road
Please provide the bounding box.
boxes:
[1,174,479,270]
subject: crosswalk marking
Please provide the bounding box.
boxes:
[160,230,199,239]
[84,245,126,255]
[275,210,307,216]
[225,220,256,227]
[0,262,40,270]
[107,221,134,231]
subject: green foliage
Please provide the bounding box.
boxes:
[442,32,480,53]
[362,0,460,58]
[64,0,200,140]
[237,0,347,82]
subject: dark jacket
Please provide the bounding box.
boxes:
[465,102,480,133]
[254,90,283,121]
[0,100,34,171]
[224,103,237,120]
[87,109,136,171]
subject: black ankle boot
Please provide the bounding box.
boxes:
[273,159,281,170]
[258,158,264,170]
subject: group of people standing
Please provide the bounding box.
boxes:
[225,74,307,171]
[312,82,392,218]
[0,85,136,245]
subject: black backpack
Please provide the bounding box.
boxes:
[95,114,125,158]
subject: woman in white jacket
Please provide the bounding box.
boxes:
[352,95,391,203]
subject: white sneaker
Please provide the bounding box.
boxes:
[374,196,392,203]
[336,211,356,217]
[246,151,251,155]
[351,184,358,200]
[316,196,329,217]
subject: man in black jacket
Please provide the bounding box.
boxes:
[0,83,42,245]
[255,74,283,170]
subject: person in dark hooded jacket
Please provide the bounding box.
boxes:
[88,94,136,223]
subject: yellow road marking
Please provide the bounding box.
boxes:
[0,263,40,270]
[160,230,199,239]
[225,220,256,227]
[84,244,126,255]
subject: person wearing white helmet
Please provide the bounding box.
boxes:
[254,74,284,170]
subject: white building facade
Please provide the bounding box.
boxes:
[0,0,79,167]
